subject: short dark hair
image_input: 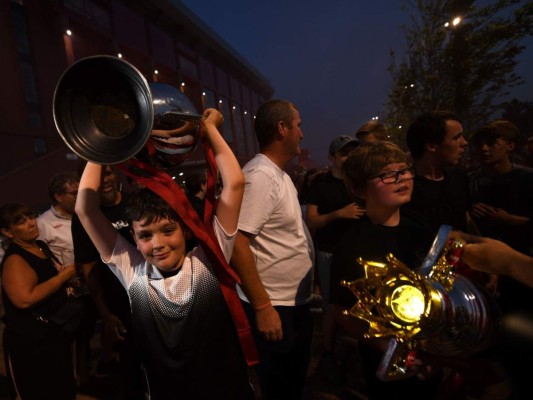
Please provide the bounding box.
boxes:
[0,203,36,231]
[470,120,519,147]
[254,100,296,149]
[355,121,389,141]
[47,172,79,204]
[125,189,181,227]
[342,142,410,195]
[406,111,461,159]
[185,171,207,195]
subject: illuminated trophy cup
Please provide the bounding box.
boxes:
[341,225,501,381]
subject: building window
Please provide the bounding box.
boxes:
[244,112,256,153]
[218,96,233,144]
[232,103,245,154]
[179,55,199,80]
[64,0,111,29]
[202,88,216,109]
[10,1,42,128]
[34,137,47,156]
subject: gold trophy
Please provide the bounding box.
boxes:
[341,225,501,380]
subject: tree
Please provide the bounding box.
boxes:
[500,98,533,137]
[386,0,533,143]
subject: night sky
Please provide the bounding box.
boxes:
[182,0,533,165]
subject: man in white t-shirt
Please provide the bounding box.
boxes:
[231,99,314,400]
[37,172,79,261]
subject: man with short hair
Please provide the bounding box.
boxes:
[37,172,79,261]
[403,111,471,234]
[355,120,389,144]
[468,120,533,312]
[231,99,314,400]
[306,135,363,385]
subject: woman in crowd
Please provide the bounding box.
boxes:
[0,203,77,399]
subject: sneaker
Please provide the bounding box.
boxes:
[319,352,347,386]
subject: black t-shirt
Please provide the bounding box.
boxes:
[469,164,533,255]
[71,193,133,321]
[307,171,358,252]
[403,167,470,234]
[330,211,434,307]
[469,164,533,313]
[330,212,439,399]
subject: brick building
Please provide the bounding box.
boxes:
[0,0,274,209]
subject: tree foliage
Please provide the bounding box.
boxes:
[386,0,533,142]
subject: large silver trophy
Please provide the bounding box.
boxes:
[53,55,201,167]
[341,225,501,381]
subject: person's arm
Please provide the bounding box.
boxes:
[75,162,118,261]
[471,203,530,226]
[306,203,365,231]
[230,231,282,341]
[1,255,75,309]
[202,108,244,233]
[452,231,533,288]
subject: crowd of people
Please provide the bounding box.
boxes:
[0,101,532,400]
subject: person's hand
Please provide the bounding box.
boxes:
[255,305,283,342]
[102,313,127,342]
[470,202,495,219]
[57,263,77,281]
[471,202,510,225]
[202,108,224,129]
[336,203,365,220]
[450,231,514,276]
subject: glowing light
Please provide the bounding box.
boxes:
[202,92,206,96]
[181,82,185,87]
[244,111,247,114]
[390,285,425,323]
[444,22,450,28]
[178,172,184,176]
[219,100,223,104]
[452,17,462,26]
[154,70,159,75]
[232,106,236,110]
[117,53,123,58]
[66,29,72,36]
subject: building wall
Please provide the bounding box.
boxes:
[0,0,273,209]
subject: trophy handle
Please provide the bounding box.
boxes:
[417,224,452,277]
[376,339,419,381]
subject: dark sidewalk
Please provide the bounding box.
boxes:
[0,306,368,400]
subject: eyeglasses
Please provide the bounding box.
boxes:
[370,167,415,184]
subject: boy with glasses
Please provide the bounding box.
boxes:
[329,142,439,398]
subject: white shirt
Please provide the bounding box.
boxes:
[237,154,314,306]
[37,206,73,261]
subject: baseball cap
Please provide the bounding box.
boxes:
[329,135,359,155]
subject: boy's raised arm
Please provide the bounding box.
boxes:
[75,162,118,261]
[202,108,244,233]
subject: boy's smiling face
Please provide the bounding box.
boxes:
[132,217,187,272]
[364,162,413,209]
